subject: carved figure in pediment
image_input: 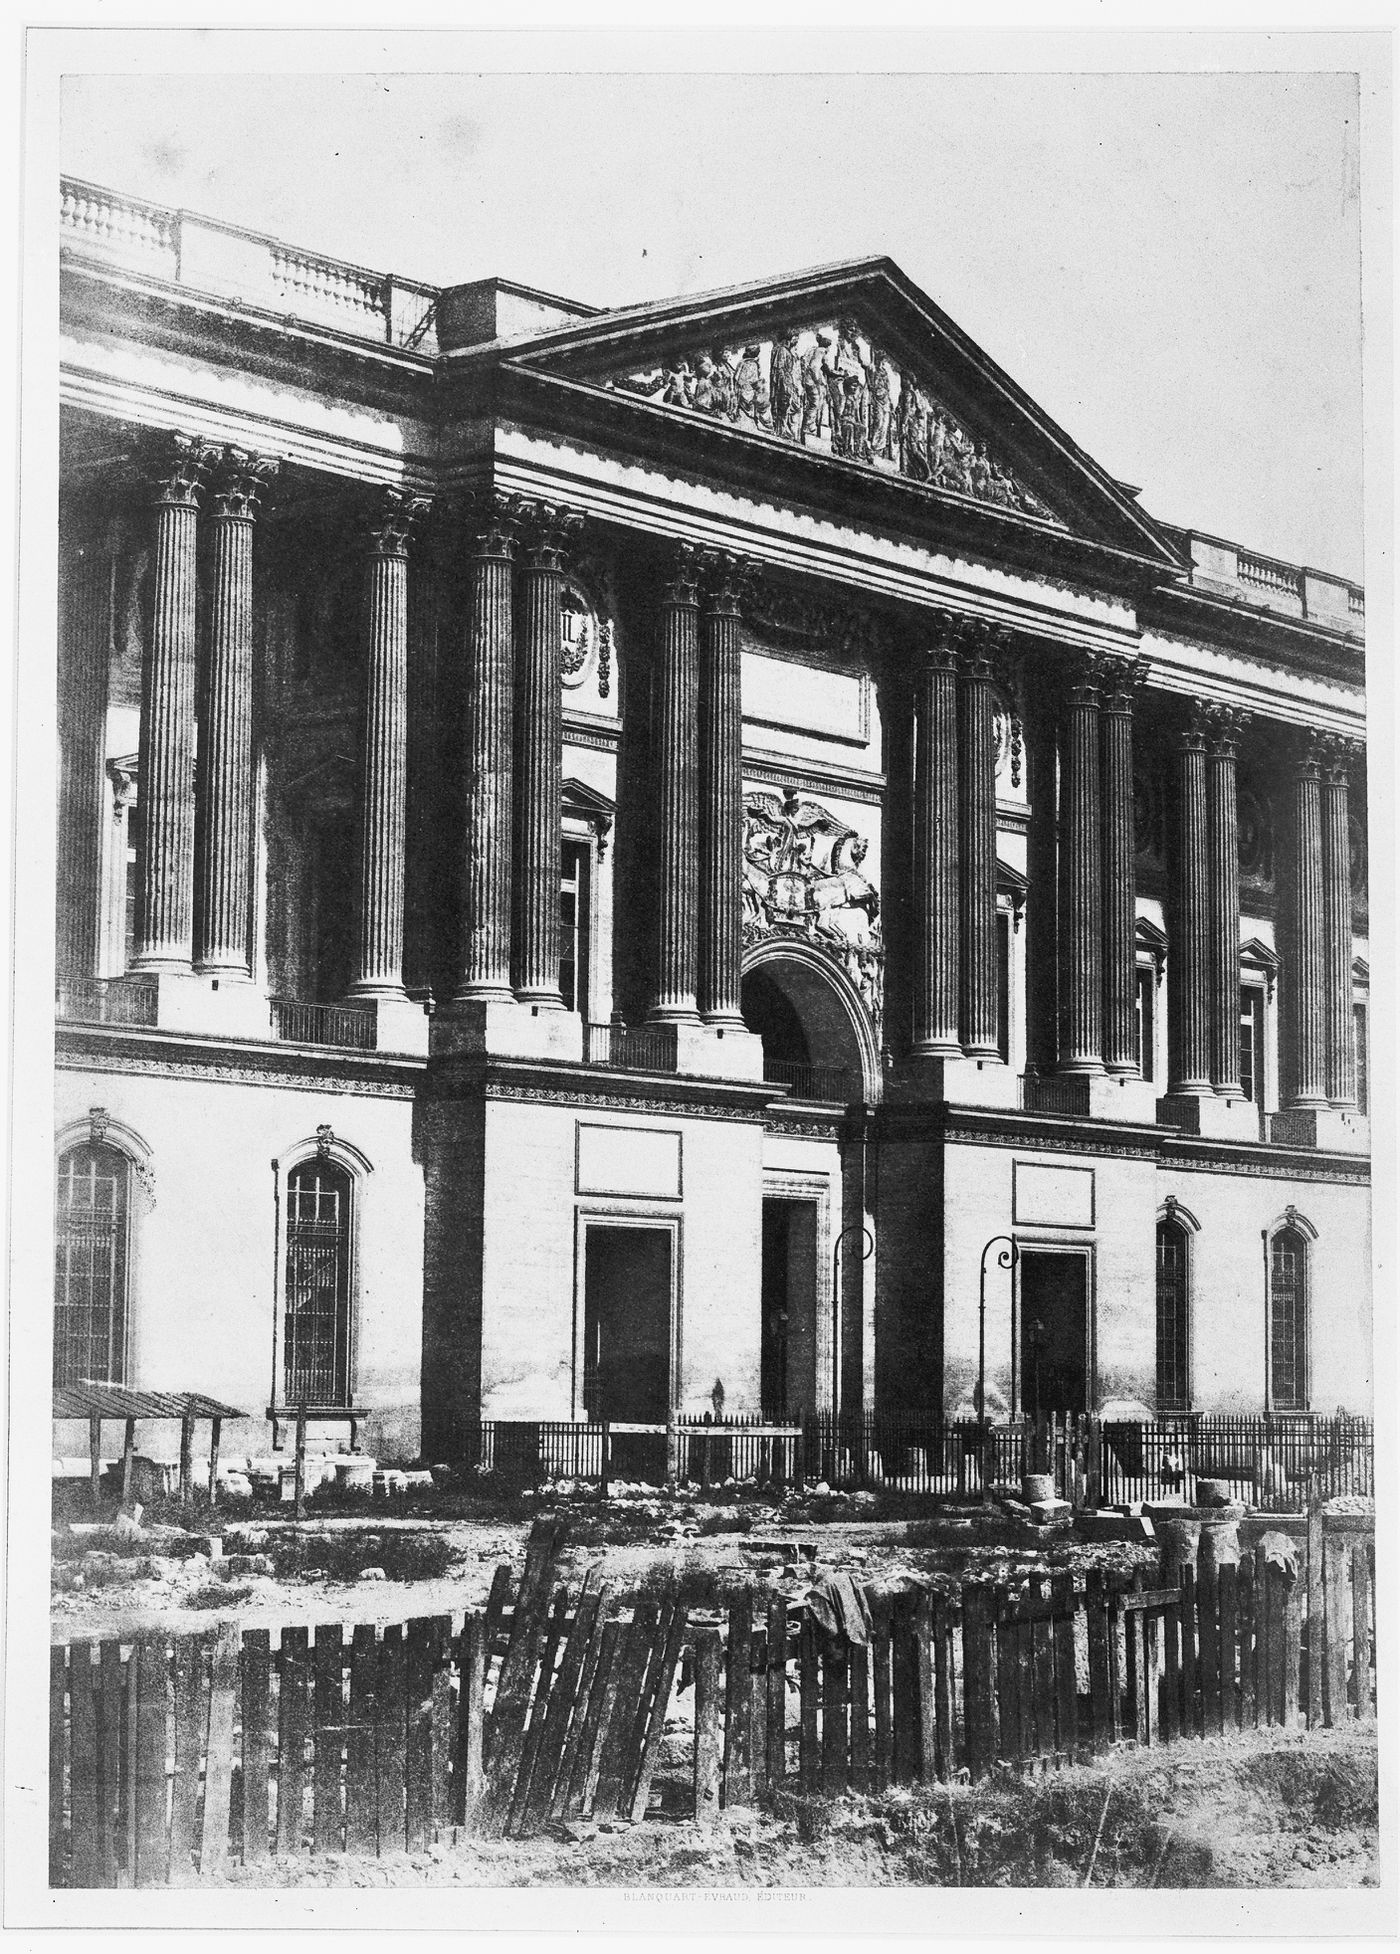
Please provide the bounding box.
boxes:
[869,346,899,460]
[733,345,772,430]
[770,331,804,442]
[693,354,718,415]
[830,321,873,462]
[660,359,695,408]
[802,330,836,442]
[710,352,737,421]
[899,381,934,481]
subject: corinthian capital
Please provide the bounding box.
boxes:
[1202,703,1250,756]
[1099,653,1150,715]
[368,485,432,558]
[147,432,219,511]
[1317,732,1362,782]
[696,547,753,615]
[661,541,700,607]
[517,499,584,570]
[209,449,279,523]
[1064,650,1105,707]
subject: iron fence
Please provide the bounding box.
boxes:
[269,998,376,1050]
[56,978,159,1028]
[762,1059,855,1102]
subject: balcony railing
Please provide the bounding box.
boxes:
[584,1021,679,1073]
[1018,1070,1091,1116]
[269,998,376,1051]
[763,1058,854,1103]
[56,977,159,1028]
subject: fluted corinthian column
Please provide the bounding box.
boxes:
[1205,708,1246,1094]
[1168,709,1212,1095]
[57,500,113,986]
[133,434,217,972]
[649,546,701,1022]
[513,502,580,1006]
[698,551,746,1025]
[957,624,1000,1057]
[455,497,517,1001]
[195,451,275,976]
[1100,657,1146,1074]
[349,488,429,999]
[1285,737,1329,1108]
[1321,742,1357,1106]
[1057,656,1104,1072]
[911,624,961,1056]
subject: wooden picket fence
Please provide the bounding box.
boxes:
[49,1515,1375,1884]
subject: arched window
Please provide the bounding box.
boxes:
[284,1158,354,1406]
[1155,1218,1190,1411]
[54,1142,130,1386]
[1270,1226,1309,1411]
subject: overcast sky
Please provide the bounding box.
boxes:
[61,66,1364,580]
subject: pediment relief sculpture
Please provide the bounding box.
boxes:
[742,789,883,1029]
[609,319,1061,524]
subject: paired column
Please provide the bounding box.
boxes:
[1057,656,1104,1072]
[512,503,579,1006]
[454,495,518,1001]
[349,487,429,999]
[57,498,114,986]
[1285,736,1329,1109]
[1167,708,1212,1094]
[649,546,701,1022]
[1100,657,1146,1074]
[132,435,218,972]
[957,625,1000,1056]
[1321,742,1358,1107]
[1205,708,1246,1095]
[697,551,746,1025]
[195,451,276,977]
[910,625,961,1056]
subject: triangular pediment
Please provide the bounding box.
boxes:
[499,259,1183,566]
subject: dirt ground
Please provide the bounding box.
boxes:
[203,1722,1378,1890]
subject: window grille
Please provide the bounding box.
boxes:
[1155,1218,1189,1411]
[1270,1227,1308,1410]
[284,1159,353,1406]
[54,1143,129,1387]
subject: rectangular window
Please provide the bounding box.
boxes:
[1135,966,1155,1082]
[1240,985,1265,1104]
[1355,1001,1369,1114]
[996,911,1011,1064]
[559,841,589,1014]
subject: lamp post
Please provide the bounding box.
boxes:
[831,1222,875,1427]
[978,1234,1019,1502]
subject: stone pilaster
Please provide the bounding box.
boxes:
[1205,707,1246,1095]
[1057,654,1104,1073]
[454,495,518,1002]
[133,433,217,972]
[649,545,701,1023]
[57,498,114,985]
[697,550,746,1026]
[349,487,429,999]
[1167,709,1212,1095]
[195,449,276,977]
[512,501,580,1006]
[1321,741,1357,1107]
[911,621,961,1057]
[1100,656,1148,1075]
[957,623,1000,1058]
[1284,736,1328,1108]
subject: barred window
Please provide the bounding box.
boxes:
[1155,1218,1190,1412]
[1270,1227,1308,1411]
[284,1159,353,1406]
[54,1142,130,1387]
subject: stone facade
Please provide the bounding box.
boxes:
[53,180,1371,1463]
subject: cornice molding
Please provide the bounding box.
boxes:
[56,1022,423,1097]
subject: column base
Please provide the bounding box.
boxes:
[673,1021,766,1082]
[887,1053,1019,1108]
[1157,1092,1264,1140]
[134,970,272,1039]
[352,995,431,1057]
[1085,1074,1160,1125]
[432,995,583,1062]
[1269,1105,1370,1153]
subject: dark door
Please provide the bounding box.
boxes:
[760,1198,819,1418]
[1019,1250,1089,1417]
[582,1223,672,1424]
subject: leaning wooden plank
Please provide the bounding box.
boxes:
[722,1594,754,1811]
[1085,1575,1113,1755]
[995,1611,1020,1763]
[1196,1565,1220,1737]
[692,1626,723,1830]
[572,1616,624,1821]
[766,1596,789,1788]
[1323,1534,1349,1727]
[275,1626,310,1856]
[799,1608,820,1796]
[375,1625,408,1853]
[479,1563,560,1819]
[1217,1563,1238,1734]
[452,1616,485,1830]
[520,1587,605,1836]
[821,1631,849,1797]
[345,1624,379,1853]
[168,1634,208,1881]
[1283,1566,1302,1729]
[1160,1588,1180,1745]
[1177,1565,1200,1739]
[617,1595,676,1825]
[890,1592,918,1784]
[1051,1572,1078,1759]
[1251,1543,1271,1727]
[932,1596,955,1781]
[98,1641,126,1887]
[626,1599,689,1823]
[404,1616,436,1851]
[594,1604,659,1822]
[1352,1541,1374,1720]
[552,1605,610,1822]
[911,1591,936,1784]
[198,1624,239,1876]
[68,1642,101,1888]
[49,1646,67,1888]
[131,1638,170,1887]
[430,1618,454,1835]
[1015,1610,1036,1763]
[238,1630,270,1868]
[506,1587,574,1837]
[1307,1486,1325,1728]
[482,1563,515,1667]
[1237,1559,1256,1730]
[313,1623,346,1854]
[1029,1576,1056,1757]
[870,1597,893,1791]
[960,1584,995,1782]
[849,1640,871,1794]
[1268,1561,1289,1730]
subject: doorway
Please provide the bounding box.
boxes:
[760,1198,819,1417]
[581,1225,673,1468]
[1019,1249,1090,1417]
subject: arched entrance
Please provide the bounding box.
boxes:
[740,939,880,1104]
